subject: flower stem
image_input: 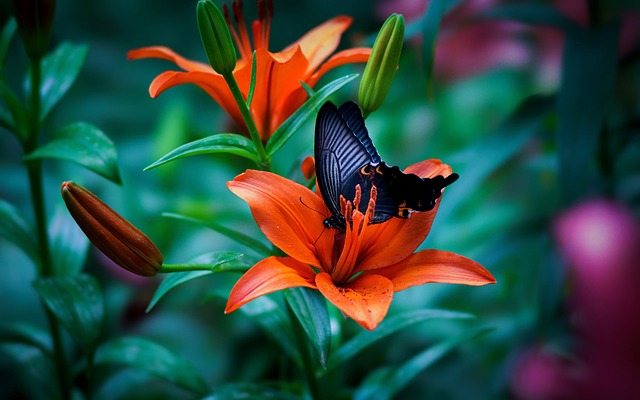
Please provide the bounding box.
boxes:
[222,72,270,170]
[159,263,216,273]
[286,301,323,400]
[26,59,72,400]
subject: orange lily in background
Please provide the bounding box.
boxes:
[128,0,371,143]
[226,160,496,330]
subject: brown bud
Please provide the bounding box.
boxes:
[61,181,162,277]
[13,0,56,61]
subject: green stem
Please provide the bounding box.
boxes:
[159,263,215,273]
[222,72,270,170]
[286,301,322,400]
[26,59,72,400]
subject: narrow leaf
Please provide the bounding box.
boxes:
[146,251,246,312]
[327,309,473,373]
[240,296,301,365]
[440,95,554,220]
[0,343,60,400]
[145,133,259,170]
[421,0,446,88]
[26,42,89,120]
[0,322,53,357]
[208,382,300,399]
[266,73,358,157]
[0,18,17,69]
[33,274,104,357]
[48,209,89,277]
[246,50,257,107]
[163,212,272,257]
[284,287,331,369]
[556,20,620,204]
[0,79,29,140]
[24,122,121,184]
[0,197,39,264]
[355,328,492,400]
[478,3,577,31]
[94,337,210,395]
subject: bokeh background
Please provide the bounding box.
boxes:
[2,0,639,398]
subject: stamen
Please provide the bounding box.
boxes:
[232,0,252,61]
[366,185,377,222]
[353,184,362,211]
[223,3,244,60]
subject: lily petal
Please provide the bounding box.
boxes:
[283,16,354,73]
[372,249,496,292]
[147,70,244,131]
[227,170,330,268]
[315,272,394,331]
[128,46,212,72]
[246,47,310,140]
[356,159,453,271]
[307,47,372,86]
[225,256,317,313]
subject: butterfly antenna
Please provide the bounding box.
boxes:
[299,196,328,219]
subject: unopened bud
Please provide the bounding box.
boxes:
[301,156,315,180]
[197,0,237,75]
[61,181,162,277]
[12,0,56,61]
[358,13,404,116]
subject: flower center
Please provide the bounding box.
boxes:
[222,0,273,62]
[330,184,378,285]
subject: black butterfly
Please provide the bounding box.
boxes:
[314,101,459,231]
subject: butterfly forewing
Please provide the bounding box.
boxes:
[315,102,376,220]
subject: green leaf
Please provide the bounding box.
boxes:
[163,212,272,257]
[147,251,246,312]
[284,287,331,369]
[440,95,555,220]
[354,328,492,400]
[94,336,210,395]
[556,20,620,204]
[48,209,89,277]
[33,274,104,357]
[27,42,89,121]
[0,18,17,70]
[240,296,300,365]
[207,382,300,399]
[265,73,359,157]
[0,197,39,265]
[23,122,122,184]
[478,3,577,31]
[420,0,446,89]
[0,322,53,357]
[246,50,257,108]
[145,133,259,170]
[0,343,60,400]
[0,79,29,140]
[326,309,473,373]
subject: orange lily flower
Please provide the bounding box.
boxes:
[226,160,496,330]
[128,0,371,142]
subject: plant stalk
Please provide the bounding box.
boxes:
[222,72,270,170]
[27,59,72,400]
[286,301,322,400]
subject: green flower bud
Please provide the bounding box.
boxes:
[12,0,56,61]
[358,13,404,116]
[61,181,162,277]
[197,0,237,75]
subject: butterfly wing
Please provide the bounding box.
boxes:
[315,102,376,226]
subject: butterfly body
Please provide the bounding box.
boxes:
[315,101,458,231]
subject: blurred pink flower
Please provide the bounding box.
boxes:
[553,199,640,398]
[510,347,577,400]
